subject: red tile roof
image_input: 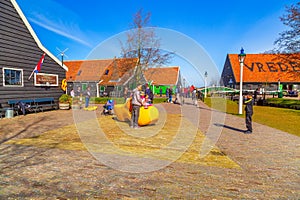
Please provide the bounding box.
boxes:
[65,59,112,82]
[144,66,180,85]
[99,58,138,86]
[228,53,300,83]
[64,58,138,83]
[65,59,180,86]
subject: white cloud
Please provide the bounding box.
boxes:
[28,17,93,48]
[21,0,93,48]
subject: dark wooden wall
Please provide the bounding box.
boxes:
[220,55,236,88]
[0,0,66,107]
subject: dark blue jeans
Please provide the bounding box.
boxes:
[131,105,140,127]
[246,112,253,132]
[85,97,90,108]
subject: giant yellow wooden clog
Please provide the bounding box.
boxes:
[84,106,98,111]
[114,98,159,126]
[138,105,159,126]
[114,101,131,122]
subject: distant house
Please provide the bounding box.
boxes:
[64,58,138,97]
[221,53,300,92]
[144,66,182,95]
[65,58,182,97]
[0,0,68,107]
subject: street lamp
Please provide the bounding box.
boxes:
[238,48,246,115]
[182,78,186,104]
[204,71,208,98]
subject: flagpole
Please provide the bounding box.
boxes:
[28,66,37,80]
[28,53,45,80]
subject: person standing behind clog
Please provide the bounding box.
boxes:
[131,84,144,129]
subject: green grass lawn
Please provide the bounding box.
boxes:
[204,97,300,137]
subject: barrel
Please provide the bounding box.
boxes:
[5,108,14,118]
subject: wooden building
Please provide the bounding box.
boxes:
[143,66,182,95]
[0,0,68,108]
[65,57,182,97]
[64,58,138,97]
[221,53,300,92]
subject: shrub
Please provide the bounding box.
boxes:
[59,94,71,103]
[153,97,168,104]
[266,98,300,109]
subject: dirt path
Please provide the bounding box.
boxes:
[0,102,299,199]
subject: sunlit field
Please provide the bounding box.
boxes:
[205,97,300,137]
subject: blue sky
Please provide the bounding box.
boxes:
[16,0,298,87]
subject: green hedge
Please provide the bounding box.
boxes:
[266,98,300,110]
[91,97,125,104]
[90,97,167,104]
[153,97,168,104]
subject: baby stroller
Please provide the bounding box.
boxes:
[102,99,114,115]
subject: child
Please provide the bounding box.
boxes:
[103,99,114,115]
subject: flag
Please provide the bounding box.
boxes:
[28,53,46,80]
[35,53,45,73]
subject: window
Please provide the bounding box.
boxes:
[105,69,109,75]
[82,83,87,91]
[3,67,23,87]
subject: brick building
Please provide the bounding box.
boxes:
[221,53,300,92]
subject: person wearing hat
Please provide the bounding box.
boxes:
[244,93,254,134]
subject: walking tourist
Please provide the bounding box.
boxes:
[76,86,81,97]
[168,87,173,103]
[85,87,91,108]
[166,87,169,102]
[70,89,75,98]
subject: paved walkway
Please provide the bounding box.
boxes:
[0,100,299,199]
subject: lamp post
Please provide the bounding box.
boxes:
[183,78,186,96]
[204,71,208,98]
[238,48,246,115]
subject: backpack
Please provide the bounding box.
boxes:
[149,90,154,100]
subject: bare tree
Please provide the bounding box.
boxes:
[274,2,300,54]
[271,2,300,81]
[120,9,173,84]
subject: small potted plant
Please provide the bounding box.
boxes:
[59,94,71,110]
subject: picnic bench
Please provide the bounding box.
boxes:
[0,105,7,119]
[33,97,57,111]
[7,97,57,115]
[7,99,36,115]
